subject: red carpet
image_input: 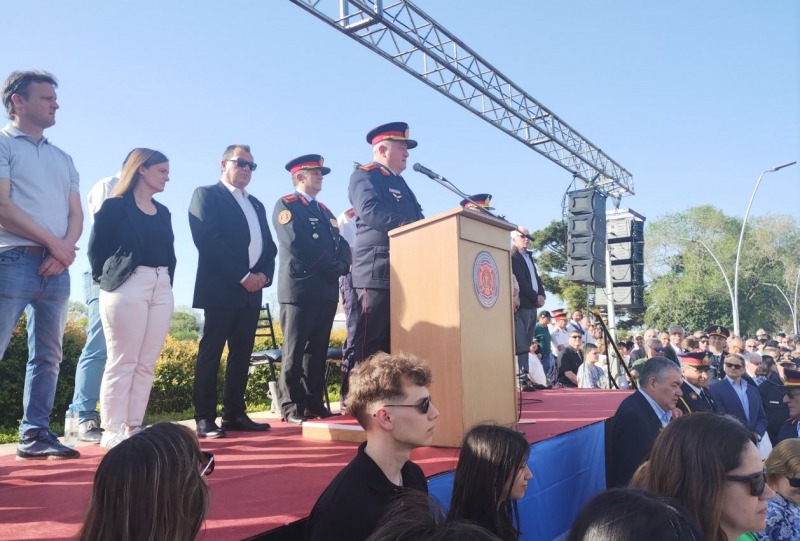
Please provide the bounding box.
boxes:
[0,389,628,541]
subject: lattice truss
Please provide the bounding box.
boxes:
[290,0,635,198]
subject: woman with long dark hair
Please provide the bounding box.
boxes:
[631,412,774,541]
[88,148,176,448]
[447,424,532,539]
[77,422,210,540]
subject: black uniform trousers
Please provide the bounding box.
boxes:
[342,288,390,397]
[339,273,358,393]
[193,306,260,422]
[278,301,338,417]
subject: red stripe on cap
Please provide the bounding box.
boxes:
[290,161,322,175]
[370,131,406,145]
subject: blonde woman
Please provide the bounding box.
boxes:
[88,148,175,448]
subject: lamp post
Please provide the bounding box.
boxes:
[680,237,735,328]
[795,268,800,336]
[733,161,797,336]
[763,283,798,335]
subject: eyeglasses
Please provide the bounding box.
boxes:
[227,158,257,171]
[726,469,766,496]
[786,390,800,400]
[724,363,744,370]
[787,477,800,489]
[383,396,432,415]
[700,339,709,344]
[200,451,215,476]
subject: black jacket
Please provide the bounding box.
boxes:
[189,181,277,310]
[606,390,664,488]
[88,191,176,292]
[511,250,544,310]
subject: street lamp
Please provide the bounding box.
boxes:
[763,283,798,335]
[680,237,735,328]
[733,161,797,336]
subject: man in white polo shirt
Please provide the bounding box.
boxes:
[0,70,83,460]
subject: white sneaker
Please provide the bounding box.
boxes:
[100,430,125,449]
[125,426,144,438]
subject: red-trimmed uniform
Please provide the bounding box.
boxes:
[273,155,350,422]
[676,351,719,414]
[345,123,424,390]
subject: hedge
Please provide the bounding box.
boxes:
[0,316,346,429]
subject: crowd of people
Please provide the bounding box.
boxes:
[4,68,800,539]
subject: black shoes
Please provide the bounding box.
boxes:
[305,408,335,419]
[221,415,271,432]
[196,419,226,439]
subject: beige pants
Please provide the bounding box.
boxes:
[99,266,173,432]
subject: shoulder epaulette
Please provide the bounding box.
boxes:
[345,207,356,218]
[319,201,330,212]
[282,194,299,203]
[357,164,378,171]
[379,166,390,176]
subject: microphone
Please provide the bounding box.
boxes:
[412,163,442,180]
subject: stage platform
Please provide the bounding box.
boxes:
[0,389,629,541]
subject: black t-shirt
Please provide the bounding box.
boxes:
[557,347,583,387]
[306,442,428,541]
[135,208,173,268]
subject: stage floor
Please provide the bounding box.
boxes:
[0,389,628,541]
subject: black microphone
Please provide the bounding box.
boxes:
[412,163,442,180]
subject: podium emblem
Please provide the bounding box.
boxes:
[473,251,500,308]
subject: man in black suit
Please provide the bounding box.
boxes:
[662,325,685,365]
[189,144,277,438]
[606,357,683,488]
[510,226,545,382]
[273,155,350,424]
[776,368,800,443]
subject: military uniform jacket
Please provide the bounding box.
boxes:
[777,418,799,444]
[273,192,350,304]
[348,163,423,290]
[676,381,718,414]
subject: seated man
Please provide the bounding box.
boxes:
[606,357,683,488]
[306,352,439,541]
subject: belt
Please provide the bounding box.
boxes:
[14,246,47,256]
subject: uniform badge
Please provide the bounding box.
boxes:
[282,194,299,203]
[312,233,319,239]
[389,188,402,201]
[278,210,292,224]
[330,218,338,228]
[689,392,698,400]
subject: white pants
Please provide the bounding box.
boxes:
[99,266,173,432]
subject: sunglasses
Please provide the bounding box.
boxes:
[787,477,800,489]
[383,396,432,415]
[726,469,767,496]
[200,451,215,476]
[654,347,666,353]
[227,158,257,171]
[724,363,744,370]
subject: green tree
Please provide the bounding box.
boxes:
[169,311,200,341]
[644,206,799,335]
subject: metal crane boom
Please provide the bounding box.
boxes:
[290,0,635,198]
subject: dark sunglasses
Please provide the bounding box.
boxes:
[787,477,800,489]
[200,451,215,476]
[654,347,666,353]
[725,363,744,370]
[726,469,766,496]
[383,396,432,415]
[227,158,257,171]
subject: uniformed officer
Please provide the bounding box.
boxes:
[273,154,350,424]
[337,207,358,393]
[706,324,730,380]
[677,351,719,414]
[776,367,800,443]
[344,122,424,396]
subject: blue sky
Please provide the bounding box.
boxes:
[4,0,798,311]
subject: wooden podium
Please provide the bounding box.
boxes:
[389,208,518,447]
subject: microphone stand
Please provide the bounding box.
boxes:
[413,165,536,241]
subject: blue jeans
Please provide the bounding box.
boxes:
[0,249,70,439]
[71,272,106,423]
